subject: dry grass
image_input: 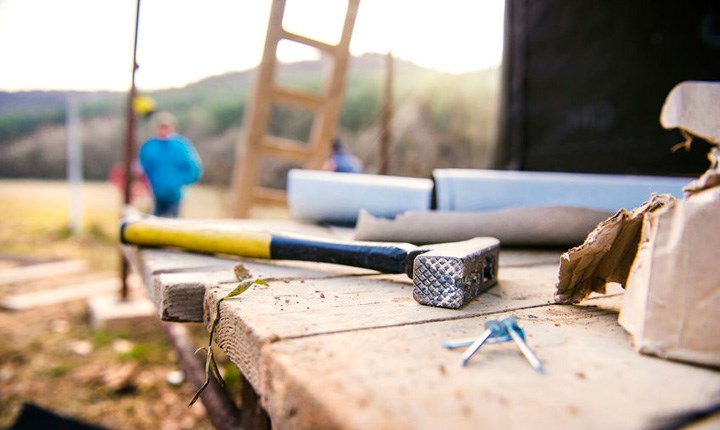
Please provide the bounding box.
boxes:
[0,180,124,271]
[0,179,281,270]
[0,179,263,429]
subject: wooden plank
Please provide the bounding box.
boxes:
[280,30,336,53]
[206,263,561,392]
[161,257,377,323]
[272,87,324,110]
[122,220,359,322]
[126,240,564,324]
[128,221,718,430]
[251,187,288,206]
[260,303,720,430]
[0,259,87,285]
[261,136,312,162]
[499,249,562,267]
[1,276,120,310]
[153,271,237,322]
[132,247,377,322]
[122,246,238,305]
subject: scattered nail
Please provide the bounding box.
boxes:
[448,315,545,373]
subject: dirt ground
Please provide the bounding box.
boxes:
[0,250,253,429]
[0,288,218,429]
[0,181,248,429]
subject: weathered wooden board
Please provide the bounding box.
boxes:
[1,276,119,310]
[122,247,238,319]
[130,247,382,322]
[260,303,720,430]
[206,263,562,392]
[125,218,720,430]
[0,259,87,285]
[204,244,719,430]
[126,245,562,323]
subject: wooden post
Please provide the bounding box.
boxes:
[379,51,393,175]
[120,0,141,301]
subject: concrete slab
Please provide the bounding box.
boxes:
[87,294,158,334]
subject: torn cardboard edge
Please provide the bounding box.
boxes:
[660,81,720,150]
[555,80,720,368]
[555,180,720,368]
[553,194,676,304]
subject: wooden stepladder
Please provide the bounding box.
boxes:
[231,0,360,217]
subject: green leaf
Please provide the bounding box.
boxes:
[225,280,253,299]
[225,278,268,299]
[188,278,269,407]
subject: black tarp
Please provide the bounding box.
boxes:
[496,0,720,176]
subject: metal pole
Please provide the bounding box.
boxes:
[121,0,142,301]
[66,97,83,234]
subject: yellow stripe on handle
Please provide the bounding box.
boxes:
[121,218,272,259]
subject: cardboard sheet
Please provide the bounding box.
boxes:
[660,80,720,147]
[619,184,720,367]
[353,206,613,247]
[555,80,720,367]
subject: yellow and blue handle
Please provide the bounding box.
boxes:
[120,216,416,275]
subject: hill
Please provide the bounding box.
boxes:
[0,54,501,185]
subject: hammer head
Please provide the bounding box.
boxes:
[410,237,500,309]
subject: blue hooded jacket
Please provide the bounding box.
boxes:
[139,134,202,204]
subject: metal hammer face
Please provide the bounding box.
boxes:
[410,237,500,309]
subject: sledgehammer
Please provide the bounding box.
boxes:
[120,216,499,309]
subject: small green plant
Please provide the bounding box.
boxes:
[189,278,268,406]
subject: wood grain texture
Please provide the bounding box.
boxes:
[130,235,719,430]
[261,303,720,430]
[205,252,719,430]
[128,246,562,323]
[206,263,561,393]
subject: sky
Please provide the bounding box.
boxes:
[0,0,505,92]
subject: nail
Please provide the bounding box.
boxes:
[443,332,514,349]
[459,320,503,367]
[503,317,545,374]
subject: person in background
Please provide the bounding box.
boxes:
[323,138,363,173]
[138,112,202,217]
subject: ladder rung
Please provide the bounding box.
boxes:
[261,136,312,162]
[252,187,287,205]
[272,87,325,110]
[281,30,336,54]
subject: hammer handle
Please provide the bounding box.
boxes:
[120,217,413,274]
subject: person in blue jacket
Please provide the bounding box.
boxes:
[323,138,363,173]
[139,112,202,217]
